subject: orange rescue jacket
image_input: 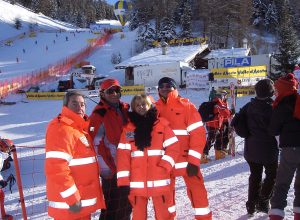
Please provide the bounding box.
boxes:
[206,97,231,129]
[156,90,206,176]
[45,106,105,219]
[117,117,180,196]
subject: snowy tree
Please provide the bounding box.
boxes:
[180,1,192,38]
[159,16,176,41]
[272,0,300,78]
[14,18,22,29]
[137,23,157,49]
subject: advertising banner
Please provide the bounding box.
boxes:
[122,85,145,95]
[212,65,267,79]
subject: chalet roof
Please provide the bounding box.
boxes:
[115,44,209,69]
[204,47,251,59]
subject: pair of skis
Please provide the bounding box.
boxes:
[228,83,236,157]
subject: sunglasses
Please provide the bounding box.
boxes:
[105,87,121,95]
[158,83,173,89]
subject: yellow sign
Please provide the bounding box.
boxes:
[152,36,208,47]
[219,86,255,97]
[26,92,65,100]
[212,65,267,78]
[122,85,145,95]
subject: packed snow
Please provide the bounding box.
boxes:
[0,1,296,219]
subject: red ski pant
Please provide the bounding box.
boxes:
[0,189,7,218]
[170,173,212,220]
[128,194,175,220]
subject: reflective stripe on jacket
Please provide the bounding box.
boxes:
[89,100,129,176]
[117,117,180,196]
[156,90,206,176]
[45,106,105,219]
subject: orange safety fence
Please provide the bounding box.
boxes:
[0,32,112,99]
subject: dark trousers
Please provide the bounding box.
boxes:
[247,161,278,205]
[100,175,132,220]
[204,124,229,155]
[271,147,300,210]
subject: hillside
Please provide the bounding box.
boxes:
[0,1,297,220]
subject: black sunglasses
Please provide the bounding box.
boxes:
[105,87,121,94]
[158,83,173,89]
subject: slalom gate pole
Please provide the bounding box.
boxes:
[11,147,28,220]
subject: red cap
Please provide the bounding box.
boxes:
[274,73,298,95]
[100,79,121,91]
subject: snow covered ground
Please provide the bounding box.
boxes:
[0,1,296,219]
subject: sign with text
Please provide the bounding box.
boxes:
[224,57,251,68]
[122,85,145,95]
[212,65,267,79]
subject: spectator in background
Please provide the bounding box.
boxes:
[117,94,180,220]
[45,91,105,220]
[156,77,212,220]
[209,87,217,101]
[89,79,132,220]
[202,89,231,162]
[268,73,300,220]
[232,79,278,216]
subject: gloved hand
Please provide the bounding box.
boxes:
[0,180,7,188]
[69,201,81,213]
[186,163,199,177]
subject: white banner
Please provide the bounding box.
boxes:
[186,70,209,89]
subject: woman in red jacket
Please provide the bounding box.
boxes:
[117,94,180,220]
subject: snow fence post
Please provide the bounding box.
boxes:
[11,147,27,220]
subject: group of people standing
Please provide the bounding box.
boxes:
[45,77,211,220]
[44,73,300,220]
[232,74,300,220]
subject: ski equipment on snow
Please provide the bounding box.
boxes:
[228,83,236,156]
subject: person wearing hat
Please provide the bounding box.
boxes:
[203,89,231,161]
[45,91,106,219]
[268,73,300,220]
[231,79,279,216]
[155,77,212,219]
[89,79,132,220]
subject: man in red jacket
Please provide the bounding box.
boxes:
[89,79,131,220]
[155,77,212,220]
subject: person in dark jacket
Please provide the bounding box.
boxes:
[233,79,279,216]
[268,73,300,220]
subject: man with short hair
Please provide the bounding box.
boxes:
[89,79,131,220]
[155,77,212,220]
[45,91,105,220]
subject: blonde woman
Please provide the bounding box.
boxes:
[117,94,180,220]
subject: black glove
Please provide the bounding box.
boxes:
[186,163,199,177]
[69,201,81,213]
[0,180,7,188]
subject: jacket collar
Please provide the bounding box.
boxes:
[60,106,89,131]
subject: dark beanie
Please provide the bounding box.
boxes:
[158,77,177,89]
[255,78,274,98]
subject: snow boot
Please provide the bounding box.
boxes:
[201,154,211,164]
[294,212,300,220]
[269,215,284,220]
[257,200,270,213]
[246,201,256,216]
[215,150,226,160]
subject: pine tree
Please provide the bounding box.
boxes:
[180,1,192,38]
[272,0,300,78]
[159,16,176,41]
